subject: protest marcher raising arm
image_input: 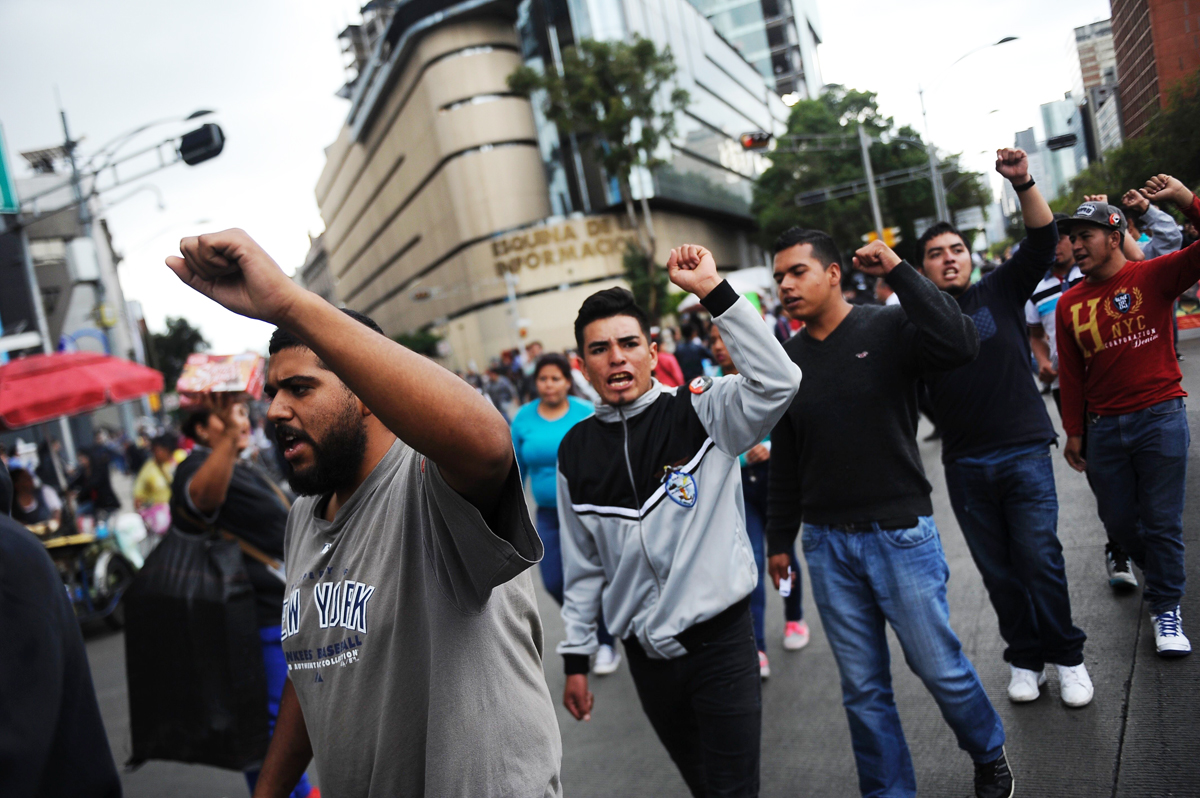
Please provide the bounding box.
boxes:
[169,229,561,798]
[1122,187,1184,259]
[168,229,512,516]
[1056,174,1200,659]
[1059,175,1200,472]
[556,244,799,795]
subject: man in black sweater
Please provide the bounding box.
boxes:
[766,231,1012,798]
[920,148,1090,710]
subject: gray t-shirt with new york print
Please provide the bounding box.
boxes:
[282,439,561,797]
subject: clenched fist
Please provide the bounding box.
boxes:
[995,148,1030,184]
[1143,174,1195,209]
[166,229,307,325]
[1121,188,1150,215]
[852,240,902,276]
[666,244,722,299]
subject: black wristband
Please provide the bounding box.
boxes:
[699,279,739,317]
[1012,177,1036,193]
[563,653,590,675]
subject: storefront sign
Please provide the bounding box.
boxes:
[492,215,639,276]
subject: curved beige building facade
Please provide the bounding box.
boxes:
[315,1,789,370]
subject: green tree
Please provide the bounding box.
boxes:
[394,328,443,358]
[752,85,990,265]
[509,36,689,318]
[1052,71,1200,214]
[149,316,209,390]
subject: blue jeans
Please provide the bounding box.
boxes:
[745,501,802,653]
[945,445,1086,669]
[1086,397,1190,614]
[245,626,313,797]
[803,517,1005,798]
[536,507,613,647]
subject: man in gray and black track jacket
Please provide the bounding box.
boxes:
[556,244,801,798]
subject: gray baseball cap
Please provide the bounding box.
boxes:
[1059,201,1127,234]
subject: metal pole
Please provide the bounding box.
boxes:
[857,125,885,240]
[62,109,135,436]
[17,224,77,463]
[918,86,953,224]
[504,270,521,348]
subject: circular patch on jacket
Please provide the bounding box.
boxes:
[664,470,698,508]
[689,376,713,394]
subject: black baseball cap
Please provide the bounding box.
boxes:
[1059,201,1127,235]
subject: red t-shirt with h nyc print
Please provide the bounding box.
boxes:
[1056,194,1200,437]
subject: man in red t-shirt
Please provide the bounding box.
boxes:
[1056,174,1200,658]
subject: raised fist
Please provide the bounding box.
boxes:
[1143,174,1195,209]
[666,244,722,299]
[1083,194,1108,204]
[852,240,902,276]
[166,229,306,325]
[1121,188,1150,214]
[995,148,1030,183]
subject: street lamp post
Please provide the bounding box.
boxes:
[7,109,225,454]
[918,37,1018,223]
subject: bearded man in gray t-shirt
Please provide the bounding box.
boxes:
[166,229,561,798]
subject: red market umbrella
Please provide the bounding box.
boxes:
[0,351,164,429]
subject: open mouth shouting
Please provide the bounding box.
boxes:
[276,424,315,462]
[607,371,635,392]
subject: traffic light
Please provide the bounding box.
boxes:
[863,227,902,248]
[179,123,225,166]
[740,131,773,151]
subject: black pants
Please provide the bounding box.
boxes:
[625,608,761,798]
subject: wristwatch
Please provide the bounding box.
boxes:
[1013,177,1036,193]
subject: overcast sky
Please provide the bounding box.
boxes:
[1,0,1110,353]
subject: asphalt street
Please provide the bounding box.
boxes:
[86,338,1200,797]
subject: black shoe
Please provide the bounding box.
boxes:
[974,748,1014,798]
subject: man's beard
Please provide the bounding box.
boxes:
[276,404,368,497]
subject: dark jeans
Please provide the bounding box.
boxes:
[1086,397,1190,613]
[625,609,762,798]
[1053,388,1123,554]
[536,507,613,646]
[745,500,802,653]
[945,446,1086,670]
[804,517,1004,797]
[245,626,313,798]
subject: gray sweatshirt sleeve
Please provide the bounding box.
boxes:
[1140,204,1184,259]
[690,282,803,457]
[555,468,605,671]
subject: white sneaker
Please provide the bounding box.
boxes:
[1007,665,1045,702]
[1055,663,1094,707]
[783,620,810,651]
[593,644,622,675]
[758,650,771,680]
[1151,606,1192,657]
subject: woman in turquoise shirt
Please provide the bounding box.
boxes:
[512,353,620,674]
